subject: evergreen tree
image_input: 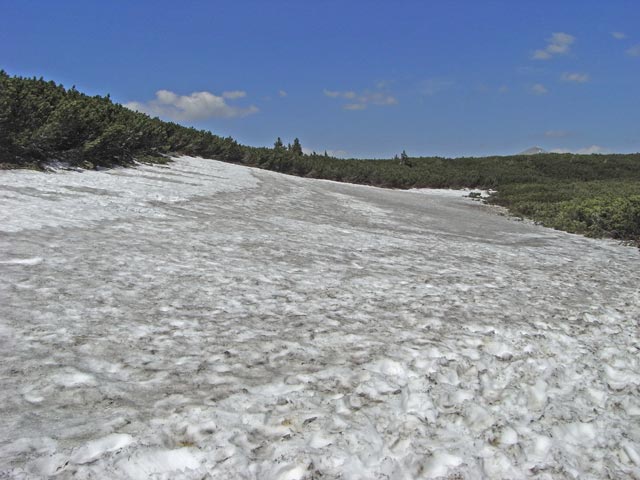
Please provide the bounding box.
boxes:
[274,137,284,149]
[292,138,303,156]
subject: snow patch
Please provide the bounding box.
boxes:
[70,433,134,464]
[1,156,639,478]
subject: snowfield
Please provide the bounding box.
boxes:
[1,156,639,479]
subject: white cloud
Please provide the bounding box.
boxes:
[278,90,288,97]
[551,145,606,154]
[561,72,590,83]
[545,130,569,138]
[533,32,575,60]
[124,90,258,120]
[324,87,397,110]
[576,145,606,154]
[627,44,640,56]
[531,83,548,95]
[611,31,627,40]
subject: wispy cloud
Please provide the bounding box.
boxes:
[531,83,548,95]
[221,90,246,100]
[278,90,288,97]
[611,31,627,40]
[627,44,640,56]
[361,92,397,105]
[323,89,357,99]
[124,90,258,120]
[533,32,575,60]
[561,72,590,83]
[324,87,397,110]
[545,130,569,138]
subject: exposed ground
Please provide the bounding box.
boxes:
[1,157,639,479]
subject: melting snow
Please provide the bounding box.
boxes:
[0,156,639,479]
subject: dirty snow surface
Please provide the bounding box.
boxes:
[1,156,639,479]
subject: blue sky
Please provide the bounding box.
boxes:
[1,0,638,157]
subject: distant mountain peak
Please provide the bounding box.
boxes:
[519,146,547,155]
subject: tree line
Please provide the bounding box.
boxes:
[1,71,639,243]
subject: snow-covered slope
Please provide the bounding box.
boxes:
[1,156,639,479]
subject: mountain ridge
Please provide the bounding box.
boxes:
[519,146,547,155]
